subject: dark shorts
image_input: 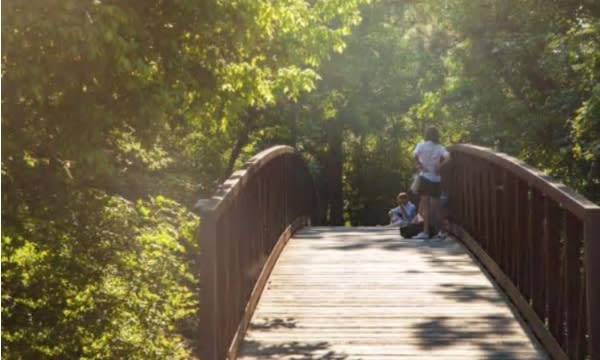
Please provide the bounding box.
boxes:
[418,176,441,197]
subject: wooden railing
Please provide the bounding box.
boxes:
[196,145,316,360]
[444,144,600,360]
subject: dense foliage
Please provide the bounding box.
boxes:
[281,0,600,224]
[416,0,600,200]
[2,0,366,358]
[2,0,599,357]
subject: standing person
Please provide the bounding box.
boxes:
[412,127,450,239]
[388,192,417,227]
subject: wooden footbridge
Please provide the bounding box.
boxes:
[197,145,600,360]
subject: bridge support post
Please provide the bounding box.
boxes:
[199,210,218,360]
[585,209,600,359]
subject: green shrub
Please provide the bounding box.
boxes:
[2,190,200,359]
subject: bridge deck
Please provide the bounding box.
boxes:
[239,227,547,359]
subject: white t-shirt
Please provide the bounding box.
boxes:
[412,141,449,182]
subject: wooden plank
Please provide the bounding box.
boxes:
[544,199,563,342]
[584,209,600,359]
[530,189,545,320]
[517,180,531,300]
[564,213,585,359]
[239,227,548,359]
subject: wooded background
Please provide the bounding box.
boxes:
[2,0,599,358]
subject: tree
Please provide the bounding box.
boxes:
[1,0,369,357]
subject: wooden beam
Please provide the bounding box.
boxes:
[198,211,219,360]
[584,209,600,359]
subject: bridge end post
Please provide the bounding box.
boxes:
[585,209,600,359]
[198,208,219,360]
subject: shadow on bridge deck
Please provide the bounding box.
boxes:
[238,227,548,360]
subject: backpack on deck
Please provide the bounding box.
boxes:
[400,222,424,238]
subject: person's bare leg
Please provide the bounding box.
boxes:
[417,198,425,218]
[430,197,441,234]
[420,196,430,235]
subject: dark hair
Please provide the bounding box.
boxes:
[425,127,440,143]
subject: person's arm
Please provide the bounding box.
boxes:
[399,205,408,219]
[407,202,417,220]
[388,209,403,226]
[388,208,399,225]
[431,147,450,174]
[439,147,451,168]
[415,157,425,171]
[413,143,425,171]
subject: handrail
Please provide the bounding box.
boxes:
[451,144,598,218]
[196,145,317,360]
[444,144,600,360]
[197,145,296,216]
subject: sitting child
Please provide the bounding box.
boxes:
[388,192,417,227]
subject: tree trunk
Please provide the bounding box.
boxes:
[290,102,298,147]
[222,108,260,179]
[223,129,249,180]
[326,121,344,225]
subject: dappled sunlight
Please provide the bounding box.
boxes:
[410,314,537,358]
[239,227,548,359]
[248,317,298,331]
[435,283,505,304]
[5,0,599,357]
[239,340,349,360]
[412,315,515,346]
